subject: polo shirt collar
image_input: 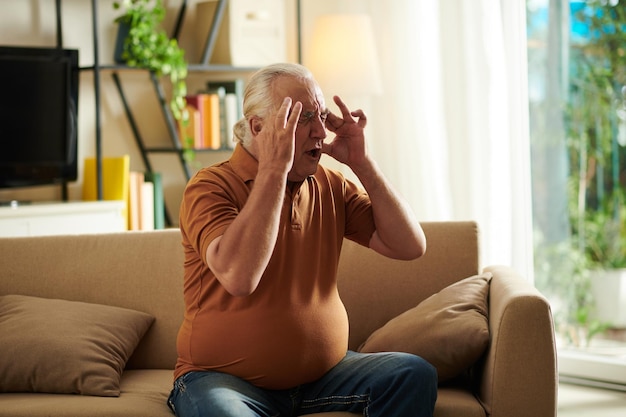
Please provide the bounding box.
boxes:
[230,144,258,182]
[229,143,315,190]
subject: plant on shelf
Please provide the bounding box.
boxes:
[113,0,194,160]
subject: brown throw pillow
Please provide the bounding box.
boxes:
[358,273,492,382]
[0,294,154,396]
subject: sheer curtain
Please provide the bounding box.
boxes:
[367,0,534,278]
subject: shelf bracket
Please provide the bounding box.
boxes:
[149,72,193,182]
[111,73,155,174]
[172,0,187,40]
[200,0,228,65]
[90,0,104,201]
[112,72,173,226]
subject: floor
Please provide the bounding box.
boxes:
[556,330,626,415]
[558,382,626,416]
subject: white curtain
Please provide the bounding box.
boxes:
[367,0,534,279]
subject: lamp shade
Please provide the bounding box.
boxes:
[305,14,383,97]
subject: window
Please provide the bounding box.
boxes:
[527,0,626,388]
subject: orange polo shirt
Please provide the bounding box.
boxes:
[174,145,376,389]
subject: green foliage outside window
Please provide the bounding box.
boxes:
[566,1,626,269]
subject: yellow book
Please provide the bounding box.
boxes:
[82,155,130,230]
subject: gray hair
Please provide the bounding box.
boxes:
[233,63,314,146]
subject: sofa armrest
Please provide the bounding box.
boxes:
[477,265,557,417]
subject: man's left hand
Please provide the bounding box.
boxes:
[323,95,369,168]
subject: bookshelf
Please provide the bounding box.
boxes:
[106,0,263,224]
[110,65,252,184]
[109,0,261,180]
[39,0,291,225]
[72,0,259,225]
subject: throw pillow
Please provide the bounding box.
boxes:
[0,294,154,396]
[358,272,492,382]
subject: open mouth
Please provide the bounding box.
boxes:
[306,149,322,158]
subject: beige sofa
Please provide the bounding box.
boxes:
[0,221,557,417]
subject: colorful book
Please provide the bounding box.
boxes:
[207,80,243,149]
[140,180,155,231]
[145,172,165,229]
[128,171,143,231]
[82,155,130,230]
[179,100,202,149]
[205,86,227,148]
[198,93,221,149]
[223,92,238,148]
[207,79,244,119]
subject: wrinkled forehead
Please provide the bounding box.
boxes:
[272,75,325,111]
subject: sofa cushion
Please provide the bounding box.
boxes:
[0,370,174,417]
[0,294,154,396]
[358,273,492,382]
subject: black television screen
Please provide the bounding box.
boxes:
[0,46,79,189]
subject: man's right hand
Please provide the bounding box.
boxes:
[255,97,302,176]
[206,97,302,297]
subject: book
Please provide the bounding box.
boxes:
[140,180,155,231]
[207,80,243,148]
[145,172,165,229]
[128,171,157,231]
[128,171,143,231]
[198,93,221,149]
[82,155,130,230]
[205,86,227,148]
[223,93,238,148]
[206,79,244,119]
[179,100,202,149]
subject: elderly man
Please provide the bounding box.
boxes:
[169,63,437,417]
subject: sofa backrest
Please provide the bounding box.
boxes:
[0,221,480,369]
[0,229,184,370]
[339,221,480,349]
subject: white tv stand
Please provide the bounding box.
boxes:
[0,200,126,237]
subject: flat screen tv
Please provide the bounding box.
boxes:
[0,46,79,189]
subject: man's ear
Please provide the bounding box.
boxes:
[249,117,263,136]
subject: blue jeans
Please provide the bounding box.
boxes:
[167,351,437,417]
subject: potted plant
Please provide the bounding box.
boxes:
[583,195,626,328]
[113,0,193,157]
[566,1,626,328]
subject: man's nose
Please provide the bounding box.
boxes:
[311,117,327,139]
